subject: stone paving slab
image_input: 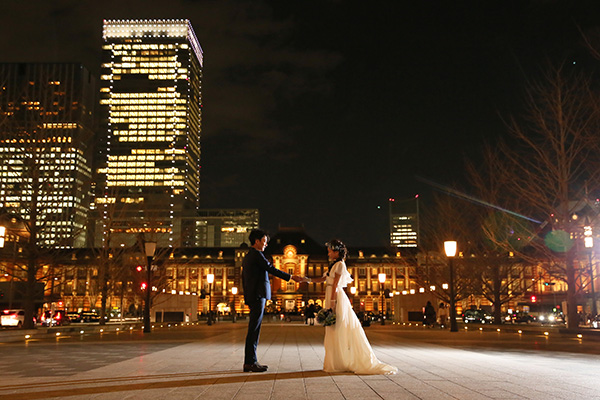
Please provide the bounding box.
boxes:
[0,323,600,399]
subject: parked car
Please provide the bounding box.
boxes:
[510,313,536,324]
[67,311,82,323]
[537,312,565,325]
[356,311,373,327]
[81,311,101,323]
[1,309,26,328]
[462,309,494,324]
[40,310,71,327]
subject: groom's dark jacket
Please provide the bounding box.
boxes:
[242,247,291,302]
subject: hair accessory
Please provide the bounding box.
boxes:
[326,240,343,252]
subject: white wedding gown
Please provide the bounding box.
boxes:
[323,261,398,375]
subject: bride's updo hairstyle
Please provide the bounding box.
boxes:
[326,239,347,260]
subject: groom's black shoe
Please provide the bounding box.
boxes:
[243,363,268,372]
[256,362,268,369]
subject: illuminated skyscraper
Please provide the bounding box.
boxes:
[389,196,419,248]
[0,63,96,248]
[97,19,203,247]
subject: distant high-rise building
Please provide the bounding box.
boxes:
[97,19,203,247]
[0,63,96,248]
[389,196,419,248]
[193,209,259,247]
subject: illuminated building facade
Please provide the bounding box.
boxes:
[11,227,409,319]
[194,209,259,247]
[389,197,419,248]
[97,19,203,247]
[0,63,96,248]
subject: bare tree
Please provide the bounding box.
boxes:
[92,196,136,325]
[490,63,600,329]
[417,193,480,313]
[465,146,540,324]
[90,184,177,324]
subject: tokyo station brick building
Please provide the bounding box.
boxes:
[0,227,411,319]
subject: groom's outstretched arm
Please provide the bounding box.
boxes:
[256,251,291,281]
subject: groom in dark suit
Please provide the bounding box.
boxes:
[242,229,304,372]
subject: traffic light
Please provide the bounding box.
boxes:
[531,295,537,303]
[136,265,143,272]
[140,282,147,290]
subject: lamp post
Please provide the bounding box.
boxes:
[143,241,156,334]
[207,273,214,325]
[0,225,12,310]
[585,225,597,316]
[444,241,458,332]
[231,286,237,323]
[0,225,5,249]
[389,290,394,321]
[350,286,356,309]
[378,273,386,325]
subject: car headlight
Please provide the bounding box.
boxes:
[539,315,545,321]
[549,315,555,322]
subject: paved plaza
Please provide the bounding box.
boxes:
[0,321,600,399]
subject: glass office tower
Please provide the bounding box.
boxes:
[0,63,96,248]
[97,19,203,247]
[389,197,419,248]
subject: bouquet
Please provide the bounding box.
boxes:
[316,308,336,326]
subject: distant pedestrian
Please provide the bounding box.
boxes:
[305,303,316,325]
[424,301,436,327]
[437,303,448,327]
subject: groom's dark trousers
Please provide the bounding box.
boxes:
[244,298,266,365]
[242,247,291,365]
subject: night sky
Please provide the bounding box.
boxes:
[1,1,599,246]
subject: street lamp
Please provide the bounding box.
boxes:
[388,290,394,322]
[444,241,458,332]
[0,225,13,310]
[143,240,156,334]
[585,225,597,317]
[378,273,386,325]
[231,286,238,323]
[207,273,214,325]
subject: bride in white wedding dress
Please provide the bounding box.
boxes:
[310,240,398,375]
